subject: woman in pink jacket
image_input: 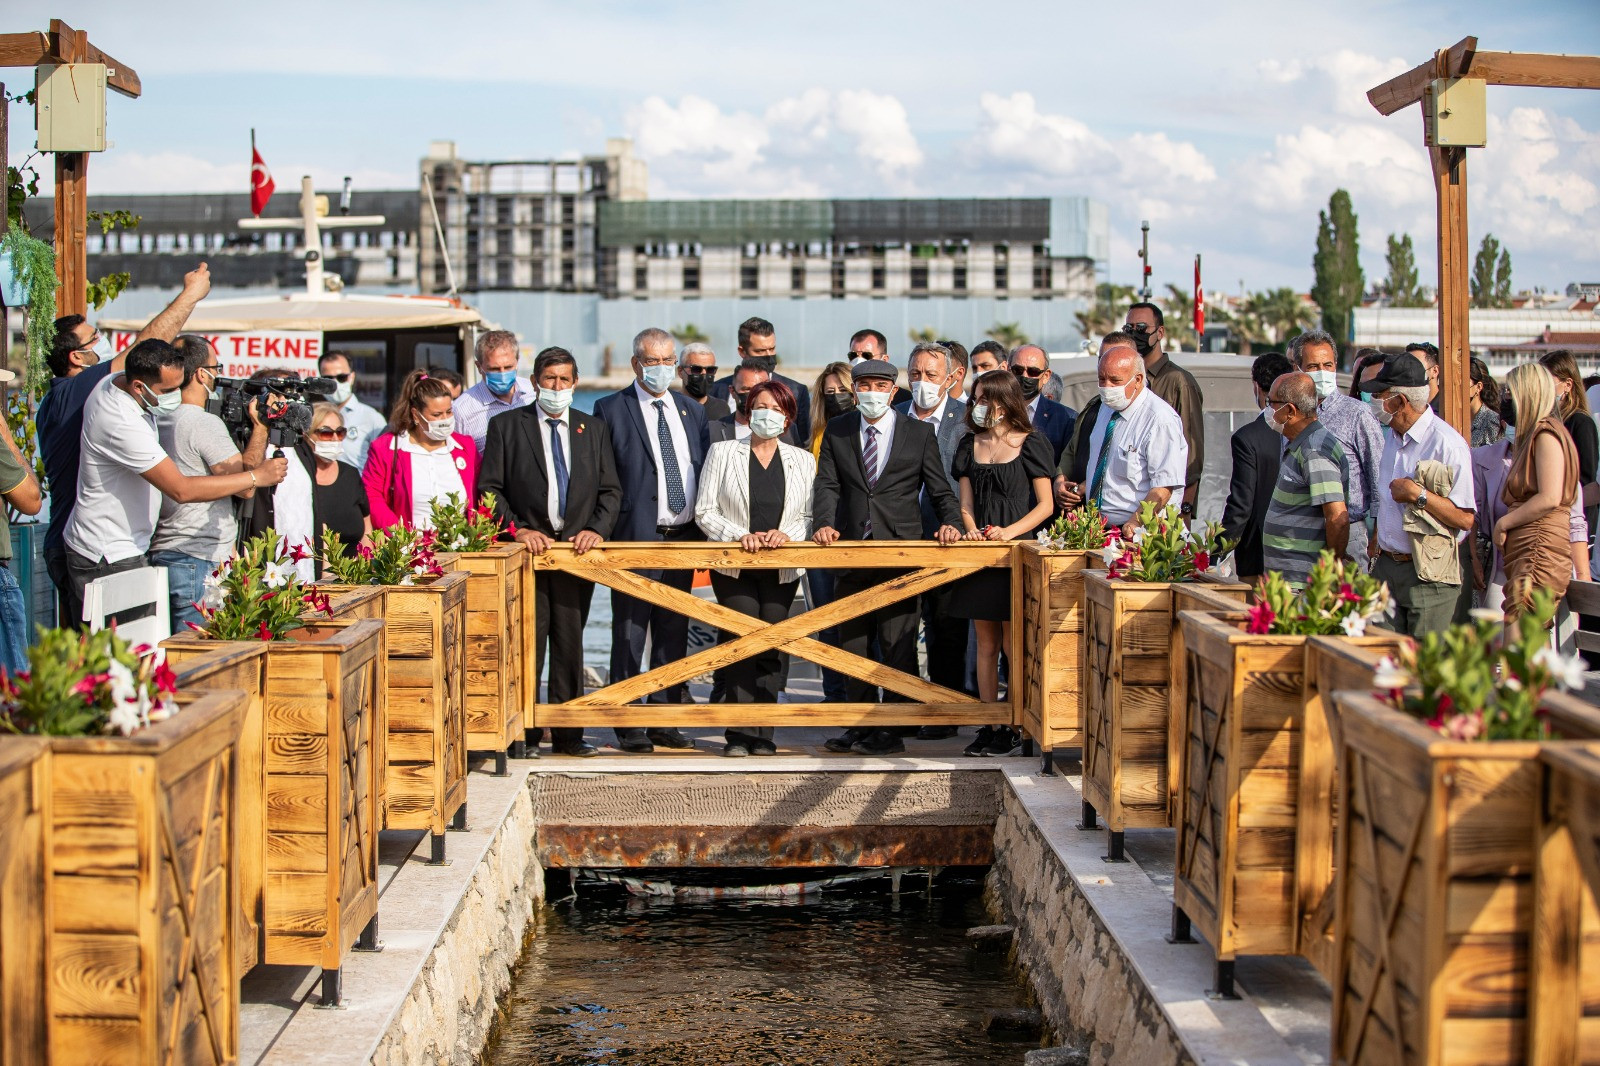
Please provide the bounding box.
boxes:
[362,369,480,530]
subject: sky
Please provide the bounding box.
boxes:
[7,0,1600,298]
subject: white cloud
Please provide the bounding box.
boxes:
[1475,106,1600,251]
[1245,122,1431,214]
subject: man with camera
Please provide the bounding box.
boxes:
[62,339,288,626]
[149,336,274,631]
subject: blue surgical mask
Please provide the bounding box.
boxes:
[640,364,676,395]
[485,369,519,395]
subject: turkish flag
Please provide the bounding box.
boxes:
[250,144,275,217]
[1194,255,1205,339]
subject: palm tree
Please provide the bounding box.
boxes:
[1215,301,1267,357]
[1073,282,1135,342]
[671,323,710,345]
[1161,283,1197,350]
[987,322,1029,349]
[908,326,939,344]
[1251,287,1317,346]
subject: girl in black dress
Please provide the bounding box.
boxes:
[952,370,1056,756]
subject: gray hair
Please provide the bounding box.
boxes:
[1287,329,1338,366]
[1009,343,1048,365]
[633,327,675,360]
[1392,384,1431,411]
[1275,371,1319,415]
[475,329,518,364]
[907,341,955,377]
[1041,373,1065,403]
[678,341,715,365]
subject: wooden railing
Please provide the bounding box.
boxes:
[529,541,1019,730]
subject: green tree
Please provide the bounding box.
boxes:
[986,322,1029,349]
[1311,189,1363,346]
[908,326,939,344]
[1215,301,1266,358]
[1471,234,1500,308]
[1251,287,1317,345]
[670,323,710,345]
[1383,233,1427,307]
[1072,282,1135,340]
[1495,246,1513,307]
[1160,283,1197,349]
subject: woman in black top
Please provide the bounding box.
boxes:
[1541,350,1599,543]
[952,370,1055,757]
[308,404,373,566]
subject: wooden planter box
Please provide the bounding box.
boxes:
[1018,544,1101,758]
[321,585,384,621]
[0,737,48,1063]
[1533,741,1600,1064]
[439,543,529,772]
[1080,571,1249,859]
[163,644,269,977]
[1172,613,1406,995]
[164,620,383,1006]
[1331,691,1600,1065]
[45,690,245,1065]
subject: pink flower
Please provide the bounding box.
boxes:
[1193,550,1210,572]
[151,659,178,695]
[288,541,310,563]
[185,621,205,633]
[1337,582,1361,604]
[1246,601,1276,635]
[256,622,273,641]
[357,542,375,561]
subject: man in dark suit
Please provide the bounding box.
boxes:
[709,316,811,441]
[480,346,621,757]
[1009,343,1076,464]
[1221,351,1294,580]
[813,358,962,756]
[709,359,804,447]
[896,342,972,738]
[592,327,710,754]
[677,341,730,422]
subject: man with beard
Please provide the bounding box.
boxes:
[677,341,730,421]
[1125,302,1205,517]
[709,317,811,441]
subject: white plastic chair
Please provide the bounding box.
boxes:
[82,566,171,647]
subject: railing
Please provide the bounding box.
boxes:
[529,541,1020,731]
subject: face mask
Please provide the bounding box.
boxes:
[1370,396,1396,427]
[972,403,994,428]
[748,409,786,440]
[537,387,574,416]
[1500,393,1517,428]
[640,363,675,394]
[1099,382,1134,413]
[1015,374,1040,400]
[80,335,111,366]
[824,393,854,418]
[683,372,710,399]
[1130,330,1156,356]
[140,382,183,414]
[330,379,354,405]
[197,369,219,402]
[911,380,944,410]
[745,355,777,373]
[313,441,344,461]
[1309,370,1337,400]
[1265,404,1290,436]
[423,417,454,442]
[732,390,750,415]
[484,369,519,396]
[855,391,891,420]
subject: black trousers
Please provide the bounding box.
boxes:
[608,525,703,734]
[835,568,918,704]
[710,568,798,719]
[44,541,81,630]
[922,584,972,695]
[535,569,593,747]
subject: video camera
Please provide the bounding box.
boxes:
[209,375,336,451]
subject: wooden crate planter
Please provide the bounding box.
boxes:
[1331,691,1600,1065]
[439,543,529,773]
[1080,571,1249,860]
[1533,742,1600,1064]
[0,738,48,1064]
[45,690,245,1065]
[163,644,269,978]
[1018,544,1100,760]
[321,585,384,621]
[164,620,383,1006]
[1171,613,1405,996]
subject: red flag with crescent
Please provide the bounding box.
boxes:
[250,140,275,217]
[1194,255,1205,340]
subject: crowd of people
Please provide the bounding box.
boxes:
[20,261,1591,756]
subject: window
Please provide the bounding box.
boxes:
[872,264,886,290]
[561,196,575,223]
[683,264,700,292]
[994,266,1008,290]
[831,260,846,297]
[792,263,806,292]
[561,260,575,287]
[741,264,759,291]
[910,265,929,291]
[562,228,575,252]
[954,266,968,291]
[1033,263,1052,290]
[635,264,649,290]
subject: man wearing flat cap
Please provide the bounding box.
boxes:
[1359,352,1476,636]
[812,358,962,756]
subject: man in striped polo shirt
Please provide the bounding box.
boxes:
[1261,371,1351,587]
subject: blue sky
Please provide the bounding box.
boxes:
[8,0,1599,296]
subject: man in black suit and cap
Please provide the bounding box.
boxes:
[812,358,962,756]
[1221,351,1294,580]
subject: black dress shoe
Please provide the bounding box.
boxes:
[551,741,600,757]
[722,742,750,757]
[647,728,694,749]
[851,729,907,756]
[748,736,778,756]
[616,729,654,754]
[916,725,959,740]
[824,728,869,753]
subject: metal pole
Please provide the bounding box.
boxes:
[1138,220,1151,301]
[421,170,459,298]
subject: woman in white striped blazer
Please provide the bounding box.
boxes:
[694,380,816,756]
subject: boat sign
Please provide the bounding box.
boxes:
[109,329,324,380]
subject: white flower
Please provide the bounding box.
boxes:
[1179,524,1196,544]
[108,701,143,737]
[400,575,416,586]
[1534,646,1587,691]
[1098,543,1124,566]
[262,560,293,589]
[107,660,138,705]
[1371,656,1410,690]
[147,699,176,723]
[1130,526,1147,546]
[1340,612,1368,637]
[1469,607,1505,624]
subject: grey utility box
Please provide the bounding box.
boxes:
[36,63,108,152]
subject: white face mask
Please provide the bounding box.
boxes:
[855,390,891,420]
[1099,382,1134,413]
[313,440,344,461]
[1308,369,1337,400]
[537,386,574,416]
[1265,404,1290,435]
[1370,396,1396,426]
[330,379,354,405]
[748,409,787,440]
[140,382,184,414]
[423,417,454,442]
[639,363,675,395]
[910,380,944,411]
[971,403,994,428]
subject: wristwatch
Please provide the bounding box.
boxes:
[1415,489,1429,509]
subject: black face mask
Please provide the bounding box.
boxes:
[732,390,750,414]
[824,393,854,418]
[683,373,710,399]
[1500,393,1517,428]
[1015,375,1040,400]
[745,356,777,373]
[1131,331,1156,356]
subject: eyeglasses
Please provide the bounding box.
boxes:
[328,372,353,382]
[200,364,221,376]
[312,427,349,440]
[75,332,104,354]
[1011,365,1047,378]
[1122,322,1153,335]
[682,365,718,376]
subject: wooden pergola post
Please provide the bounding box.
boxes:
[1368,37,1600,437]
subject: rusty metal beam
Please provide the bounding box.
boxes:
[537,823,995,869]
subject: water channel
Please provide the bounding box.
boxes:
[482,868,1043,1065]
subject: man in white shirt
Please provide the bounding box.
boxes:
[62,339,288,625]
[1072,344,1188,533]
[318,351,386,469]
[452,329,532,453]
[1359,352,1477,636]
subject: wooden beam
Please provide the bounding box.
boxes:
[1368,36,1477,115]
[54,150,87,317]
[531,540,1014,571]
[1369,40,1600,115]
[0,32,49,69]
[534,701,1008,729]
[1427,83,1471,437]
[48,19,141,98]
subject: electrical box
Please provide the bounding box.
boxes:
[1427,77,1486,148]
[35,63,108,152]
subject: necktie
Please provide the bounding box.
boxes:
[547,418,569,521]
[654,400,687,515]
[1088,411,1123,508]
[862,425,880,539]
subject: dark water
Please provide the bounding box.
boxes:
[482,870,1041,1065]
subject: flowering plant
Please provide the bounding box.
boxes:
[427,492,513,553]
[1036,503,1110,551]
[320,526,444,586]
[1246,553,1393,637]
[1099,501,1233,583]
[0,627,178,737]
[1373,589,1585,741]
[195,530,329,641]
